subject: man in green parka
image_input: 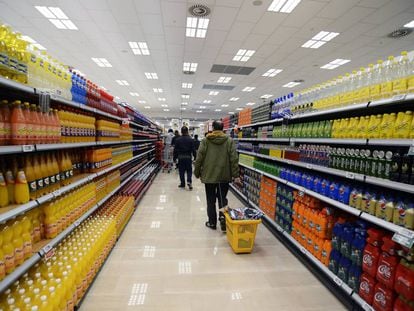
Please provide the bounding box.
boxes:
[194,120,241,232]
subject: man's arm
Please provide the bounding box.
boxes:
[194,139,206,178]
[229,139,239,178]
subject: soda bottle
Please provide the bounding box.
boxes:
[10,100,26,145]
[30,104,40,144]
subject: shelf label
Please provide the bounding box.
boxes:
[392,94,406,101]
[392,232,414,248]
[42,244,55,261]
[333,276,343,286]
[345,172,355,179]
[362,302,374,311]
[398,228,414,239]
[306,164,313,170]
[22,145,34,152]
[408,144,414,156]
[52,189,61,198]
[300,246,307,254]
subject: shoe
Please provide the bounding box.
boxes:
[188,183,193,190]
[178,184,185,188]
[219,216,226,232]
[205,221,216,230]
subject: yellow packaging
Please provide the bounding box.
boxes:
[394,111,412,138]
[269,149,282,158]
[359,87,370,103]
[381,81,393,98]
[375,200,394,222]
[393,78,407,95]
[367,114,382,138]
[405,208,414,229]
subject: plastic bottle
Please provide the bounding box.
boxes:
[1,100,11,145]
[393,51,409,95]
[30,104,40,144]
[37,106,46,144]
[394,111,412,138]
[0,170,8,207]
[25,156,37,200]
[10,100,26,145]
[5,161,15,205]
[21,216,33,260]
[22,102,34,144]
[14,159,30,204]
[0,231,6,280]
[381,56,396,98]
[2,225,15,274]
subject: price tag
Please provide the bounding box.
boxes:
[22,145,34,152]
[399,228,414,239]
[286,160,292,165]
[276,224,283,232]
[333,276,343,286]
[345,172,355,179]
[392,94,406,101]
[408,144,414,156]
[362,302,374,311]
[52,189,61,198]
[44,247,55,261]
[300,247,307,254]
[74,220,81,227]
[392,232,414,248]
[306,164,313,170]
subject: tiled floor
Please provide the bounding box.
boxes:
[80,171,346,311]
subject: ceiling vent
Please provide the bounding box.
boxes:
[387,28,412,39]
[188,4,211,17]
[294,79,304,83]
[202,84,235,91]
[210,64,255,75]
[183,70,196,75]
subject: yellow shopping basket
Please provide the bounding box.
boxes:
[224,212,261,254]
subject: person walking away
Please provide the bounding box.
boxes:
[172,130,180,170]
[163,129,174,172]
[193,134,200,160]
[194,120,240,232]
[173,126,196,190]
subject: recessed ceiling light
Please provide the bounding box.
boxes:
[260,94,273,99]
[283,81,301,88]
[115,80,129,86]
[144,106,151,109]
[183,62,198,72]
[181,102,188,105]
[145,72,158,79]
[180,107,187,110]
[242,86,255,92]
[203,100,211,103]
[320,58,351,70]
[196,110,203,113]
[91,58,112,67]
[35,6,78,30]
[163,109,170,112]
[128,41,150,55]
[262,68,283,77]
[186,17,209,38]
[404,20,414,28]
[153,88,163,93]
[302,31,339,49]
[233,49,255,62]
[21,35,47,50]
[267,0,302,13]
[199,105,206,109]
[215,109,222,112]
[221,104,229,107]
[182,83,193,89]
[246,102,255,106]
[217,76,232,83]
[229,97,239,101]
[129,92,139,96]
[236,108,243,111]
[139,100,146,104]
[161,104,168,107]
[181,94,190,99]
[158,97,166,101]
[209,91,219,96]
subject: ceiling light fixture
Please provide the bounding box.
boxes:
[161,104,168,107]
[209,91,219,96]
[186,17,210,38]
[145,72,158,79]
[181,94,190,99]
[229,97,239,101]
[246,102,256,106]
[283,81,301,88]
[35,6,78,30]
[153,88,163,93]
[182,83,193,89]
[91,58,112,67]
[242,86,256,92]
[163,109,170,112]
[302,31,339,49]
[21,35,46,50]
[320,58,351,70]
[128,41,150,55]
[158,98,166,101]
[196,110,203,113]
[203,100,211,103]
[228,112,235,114]
[183,62,198,72]
[217,76,232,83]
[129,92,139,96]
[221,104,229,107]
[181,102,188,105]
[214,109,222,112]
[260,94,273,99]
[180,107,187,110]
[262,68,283,77]
[236,107,243,111]
[267,0,302,13]
[199,106,206,109]
[233,49,255,62]
[144,106,151,109]
[115,80,129,86]
[404,20,414,28]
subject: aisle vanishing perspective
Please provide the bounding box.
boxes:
[80,171,346,311]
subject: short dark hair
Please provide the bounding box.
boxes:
[168,129,173,133]
[194,134,198,140]
[212,120,224,131]
[181,126,189,135]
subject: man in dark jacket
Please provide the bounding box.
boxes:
[173,126,196,190]
[193,134,200,160]
[194,120,240,231]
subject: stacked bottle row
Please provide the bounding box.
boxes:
[95,171,120,202]
[119,164,157,199]
[275,184,294,232]
[242,168,261,206]
[59,110,95,143]
[292,50,414,114]
[258,176,277,220]
[0,215,117,310]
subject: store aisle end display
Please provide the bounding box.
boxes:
[0,22,161,309]
[227,49,414,311]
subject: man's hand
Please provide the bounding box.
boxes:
[233,177,242,186]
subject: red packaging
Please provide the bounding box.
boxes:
[395,260,414,301]
[363,244,381,277]
[359,273,376,304]
[393,296,414,311]
[376,252,399,288]
[381,236,400,256]
[367,228,385,247]
[372,282,395,311]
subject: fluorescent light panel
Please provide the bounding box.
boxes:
[180,107,186,110]
[261,94,273,99]
[262,68,282,77]
[209,91,219,96]
[246,102,255,106]
[183,62,198,72]
[181,94,190,99]
[21,35,47,50]
[215,109,222,112]
[203,100,211,103]
[283,81,301,88]
[139,100,146,104]
[35,6,78,30]
[242,86,255,92]
[186,17,210,38]
[158,98,166,101]
[161,104,168,107]
[153,88,163,93]
[233,49,255,62]
[199,106,206,109]
[196,110,202,113]
[217,76,232,83]
[115,80,129,86]
[229,97,239,101]
[163,109,170,111]
[302,31,339,49]
[145,72,158,79]
[404,20,414,28]
[128,41,150,55]
[267,0,301,13]
[236,108,243,111]
[129,92,139,96]
[181,102,188,105]
[144,106,151,109]
[221,104,229,107]
[182,83,193,89]
[91,58,112,67]
[320,58,351,70]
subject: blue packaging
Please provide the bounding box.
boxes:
[340,225,354,258]
[280,167,286,180]
[312,176,321,193]
[347,265,362,292]
[350,233,366,266]
[306,174,313,190]
[338,184,351,204]
[332,223,344,250]
[293,171,301,185]
[320,179,330,196]
[329,181,339,200]
[300,173,308,187]
[328,250,341,274]
[337,257,351,283]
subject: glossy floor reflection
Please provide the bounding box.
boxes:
[80,171,346,311]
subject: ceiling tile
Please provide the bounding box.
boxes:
[266,26,299,45]
[89,10,119,32]
[252,13,286,35]
[161,1,187,27]
[227,21,255,41]
[107,0,139,24]
[364,0,414,24]
[205,30,227,47]
[164,26,185,44]
[134,0,161,14]
[237,1,267,23]
[139,13,164,35]
[317,0,360,19]
[357,0,389,9]
[209,6,239,31]
[328,6,376,32]
[243,33,269,47]
[283,0,327,28]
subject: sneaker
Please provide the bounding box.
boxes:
[188,183,193,190]
[205,221,216,230]
[178,184,185,188]
[219,216,226,232]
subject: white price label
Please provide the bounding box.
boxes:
[306,164,313,170]
[392,94,406,101]
[408,144,414,156]
[345,172,355,179]
[392,232,414,248]
[399,228,414,239]
[276,225,283,232]
[333,276,343,286]
[22,145,34,152]
[286,160,292,165]
[74,220,81,227]
[44,247,55,261]
[300,247,307,254]
[53,190,61,197]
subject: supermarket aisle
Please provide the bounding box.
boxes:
[80,171,346,311]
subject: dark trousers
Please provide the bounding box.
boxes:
[178,158,192,186]
[205,183,229,225]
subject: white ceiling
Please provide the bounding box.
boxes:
[1,0,414,121]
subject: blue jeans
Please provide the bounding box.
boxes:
[178,158,192,186]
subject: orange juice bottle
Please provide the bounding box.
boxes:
[5,160,15,205]
[0,100,11,145]
[37,106,46,144]
[25,156,37,200]
[40,154,49,194]
[29,209,42,243]
[31,104,41,144]
[23,102,33,144]
[43,203,57,239]
[46,153,56,192]
[14,159,30,204]
[0,230,6,280]
[2,225,15,274]
[32,155,43,197]
[11,219,24,266]
[10,100,27,145]
[51,152,60,188]
[21,216,33,260]
[0,170,8,207]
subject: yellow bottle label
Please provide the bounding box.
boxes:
[4,253,14,273]
[381,82,393,95]
[14,247,24,264]
[408,76,414,92]
[23,241,32,258]
[393,78,407,93]
[360,87,370,100]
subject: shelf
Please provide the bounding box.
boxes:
[0,157,156,294]
[0,76,35,94]
[239,118,283,129]
[367,139,413,146]
[238,150,412,194]
[290,102,369,120]
[237,162,414,238]
[368,93,414,108]
[290,138,368,145]
[235,138,290,143]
